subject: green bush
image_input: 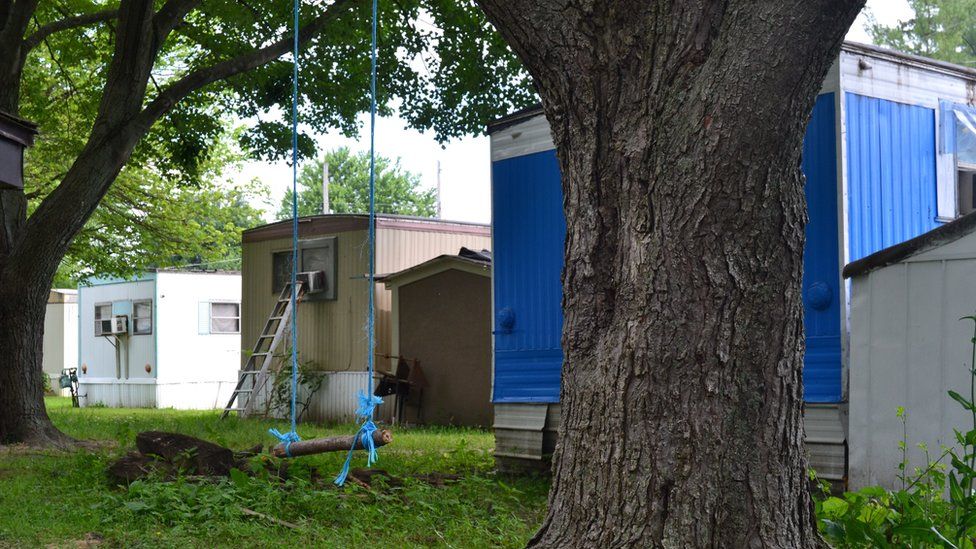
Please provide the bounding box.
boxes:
[817,315,976,548]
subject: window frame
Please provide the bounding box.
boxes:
[132,299,153,336]
[299,236,338,301]
[271,250,294,295]
[94,302,113,336]
[270,236,337,300]
[209,301,241,335]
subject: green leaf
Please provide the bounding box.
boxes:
[123,501,150,512]
[949,390,976,412]
[229,468,250,490]
[821,497,850,518]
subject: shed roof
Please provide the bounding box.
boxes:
[843,212,976,279]
[382,248,491,288]
[243,214,490,243]
[48,289,77,304]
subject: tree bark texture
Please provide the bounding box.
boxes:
[476,1,863,547]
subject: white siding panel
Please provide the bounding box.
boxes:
[155,272,241,409]
[78,279,156,387]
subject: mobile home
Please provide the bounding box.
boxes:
[240,214,490,423]
[43,289,78,389]
[488,42,976,485]
[77,270,242,409]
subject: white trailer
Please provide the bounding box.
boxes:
[77,270,242,409]
[43,289,78,393]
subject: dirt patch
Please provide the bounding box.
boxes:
[107,432,258,485]
[45,532,104,548]
[0,439,116,456]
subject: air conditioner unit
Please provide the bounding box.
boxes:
[298,270,327,294]
[96,315,128,336]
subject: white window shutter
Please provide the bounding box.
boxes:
[198,302,211,334]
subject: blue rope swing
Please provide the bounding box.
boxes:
[335,0,382,486]
[269,0,384,481]
[268,0,307,458]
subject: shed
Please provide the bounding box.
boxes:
[43,289,78,391]
[383,248,492,427]
[77,270,241,409]
[845,212,976,489]
[241,214,491,423]
[487,42,976,481]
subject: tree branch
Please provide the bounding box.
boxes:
[153,0,201,41]
[138,0,355,127]
[22,8,119,52]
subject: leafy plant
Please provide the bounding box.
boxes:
[265,352,325,422]
[817,315,976,548]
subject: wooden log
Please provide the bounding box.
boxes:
[271,429,393,458]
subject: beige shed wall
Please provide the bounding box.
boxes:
[242,224,490,376]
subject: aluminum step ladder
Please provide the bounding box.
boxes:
[221,280,305,419]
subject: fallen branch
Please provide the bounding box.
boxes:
[240,507,300,530]
[271,429,393,458]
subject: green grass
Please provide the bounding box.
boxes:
[0,398,549,548]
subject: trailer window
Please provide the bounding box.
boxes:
[94,303,112,336]
[132,300,152,335]
[272,251,293,294]
[210,302,240,334]
[955,109,976,216]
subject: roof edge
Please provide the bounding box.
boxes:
[841,41,976,81]
[382,254,490,286]
[486,43,976,136]
[843,212,976,278]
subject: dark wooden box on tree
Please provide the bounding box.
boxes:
[0,111,38,190]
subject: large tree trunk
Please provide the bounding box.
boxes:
[0,281,71,446]
[0,0,159,446]
[477,1,863,546]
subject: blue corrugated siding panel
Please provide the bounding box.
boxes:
[803,94,842,403]
[492,149,565,403]
[846,93,939,261]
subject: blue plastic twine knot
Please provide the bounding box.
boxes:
[334,391,383,486]
[269,428,301,457]
[356,391,383,417]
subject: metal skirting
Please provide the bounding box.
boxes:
[494,403,848,484]
[494,402,559,461]
[79,382,156,408]
[246,371,392,424]
[805,404,848,482]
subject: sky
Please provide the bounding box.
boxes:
[234,0,915,225]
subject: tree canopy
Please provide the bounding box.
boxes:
[276,147,436,220]
[0,0,535,445]
[15,0,532,286]
[867,0,976,64]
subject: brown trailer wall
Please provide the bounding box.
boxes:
[397,269,492,427]
[241,218,490,375]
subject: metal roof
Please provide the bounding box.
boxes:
[243,214,490,243]
[381,250,491,287]
[486,41,976,136]
[843,211,976,279]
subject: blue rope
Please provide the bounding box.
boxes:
[269,0,303,453]
[335,0,382,486]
